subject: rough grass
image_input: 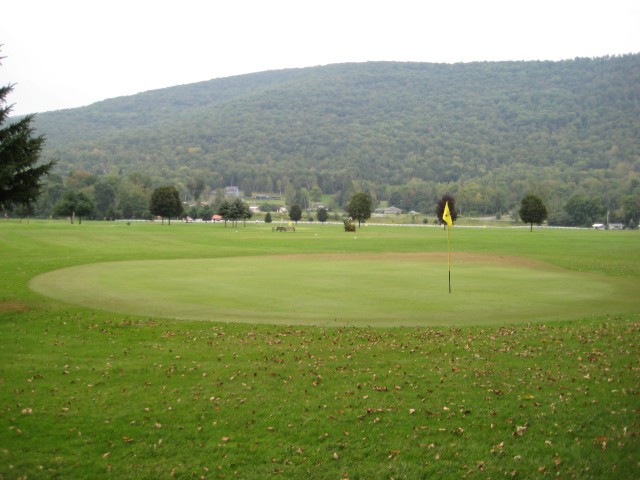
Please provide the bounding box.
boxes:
[1,220,639,479]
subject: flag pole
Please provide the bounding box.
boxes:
[447,224,451,293]
[443,201,453,293]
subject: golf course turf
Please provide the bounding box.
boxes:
[30,252,638,327]
[1,221,639,479]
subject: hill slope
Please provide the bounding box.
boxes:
[34,56,640,210]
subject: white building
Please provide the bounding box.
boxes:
[225,186,240,197]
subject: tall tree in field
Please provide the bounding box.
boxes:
[317,207,328,224]
[231,197,252,227]
[346,192,372,227]
[240,200,252,227]
[217,200,233,227]
[435,194,458,226]
[53,190,95,224]
[519,194,548,231]
[0,51,54,211]
[289,204,302,224]
[149,185,183,224]
[218,198,249,228]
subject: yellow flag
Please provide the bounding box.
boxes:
[443,201,453,227]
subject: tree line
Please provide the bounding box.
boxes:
[3,165,639,229]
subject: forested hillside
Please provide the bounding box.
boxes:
[31,55,640,222]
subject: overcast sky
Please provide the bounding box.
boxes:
[2,0,639,116]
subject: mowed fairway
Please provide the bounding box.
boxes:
[30,251,636,326]
[1,221,640,479]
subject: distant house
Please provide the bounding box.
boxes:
[374,206,402,217]
[278,206,288,214]
[379,206,402,215]
[249,206,260,213]
[225,186,240,197]
[609,223,624,230]
[592,223,605,230]
[254,194,269,200]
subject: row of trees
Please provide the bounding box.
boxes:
[4,147,638,229]
[7,165,639,230]
[283,193,375,227]
[337,190,631,232]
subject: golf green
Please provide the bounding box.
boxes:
[29,252,638,327]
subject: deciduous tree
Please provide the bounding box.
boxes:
[519,194,548,231]
[563,194,605,227]
[217,200,232,227]
[317,207,328,223]
[149,185,183,224]
[54,190,95,224]
[232,197,252,227]
[346,192,372,227]
[289,204,302,224]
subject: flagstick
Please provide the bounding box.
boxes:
[447,224,451,293]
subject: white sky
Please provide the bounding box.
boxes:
[2,0,639,116]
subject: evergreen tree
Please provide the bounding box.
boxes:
[0,52,54,211]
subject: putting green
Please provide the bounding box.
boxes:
[29,253,639,327]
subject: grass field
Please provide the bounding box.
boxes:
[1,220,639,479]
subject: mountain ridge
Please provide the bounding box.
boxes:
[32,55,640,214]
